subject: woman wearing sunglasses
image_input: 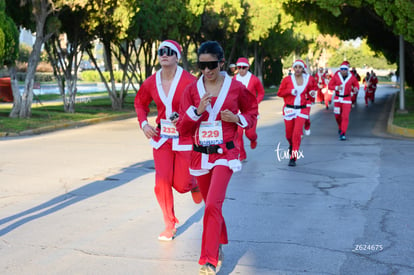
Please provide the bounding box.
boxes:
[134,40,202,242]
[176,41,258,274]
[328,61,360,140]
[234,57,265,161]
[277,59,317,167]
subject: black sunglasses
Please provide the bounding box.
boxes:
[237,66,248,70]
[158,47,176,57]
[198,61,220,70]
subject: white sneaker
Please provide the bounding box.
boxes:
[304,129,311,136]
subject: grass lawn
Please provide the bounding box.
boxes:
[0,94,138,134]
[393,88,414,129]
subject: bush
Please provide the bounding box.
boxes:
[80,70,132,83]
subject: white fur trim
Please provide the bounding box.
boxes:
[292,61,305,68]
[236,62,249,67]
[159,41,181,60]
[237,114,248,128]
[141,121,148,129]
[186,106,201,121]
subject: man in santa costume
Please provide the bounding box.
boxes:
[134,39,201,242]
[323,68,334,109]
[315,67,327,104]
[277,59,317,166]
[328,61,360,140]
[234,57,265,161]
[364,70,378,106]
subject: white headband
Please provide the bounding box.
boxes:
[292,61,305,69]
[158,41,181,60]
[236,62,249,67]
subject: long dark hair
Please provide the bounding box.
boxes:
[197,41,224,62]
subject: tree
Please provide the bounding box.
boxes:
[44,5,91,113]
[283,0,414,87]
[5,0,88,118]
[0,0,20,117]
[82,0,138,110]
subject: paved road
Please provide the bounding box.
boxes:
[0,86,413,274]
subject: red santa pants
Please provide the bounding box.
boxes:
[334,102,352,135]
[316,89,324,103]
[236,119,258,160]
[153,140,195,230]
[197,165,232,267]
[324,92,333,108]
[352,91,358,105]
[365,91,375,104]
[284,116,306,160]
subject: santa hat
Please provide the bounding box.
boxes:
[158,40,181,60]
[236,57,250,67]
[292,59,306,69]
[340,61,350,70]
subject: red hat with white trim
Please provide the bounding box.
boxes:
[340,61,350,70]
[292,59,306,69]
[236,57,250,67]
[158,40,182,60]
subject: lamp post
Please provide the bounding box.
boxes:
[398,35,407,113]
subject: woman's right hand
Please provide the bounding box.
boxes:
[197,93,212,115]
[143,124,158,139]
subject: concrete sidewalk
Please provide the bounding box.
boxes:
[1,85,413,274]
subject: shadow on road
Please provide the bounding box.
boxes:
[0,160,155,237]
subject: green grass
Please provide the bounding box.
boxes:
[393,88,414,129]
[0,95,138,133]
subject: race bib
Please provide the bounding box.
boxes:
[199,121,223,146]
[160,119,179,139]
[333,107,340,114]
[283,107,299,120]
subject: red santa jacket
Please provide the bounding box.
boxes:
[235,72,265,104]
[134,66,196,151]
[315,71,327,90]
[277,74,317,119]
[328,71,360,104]
[176,73,258,175]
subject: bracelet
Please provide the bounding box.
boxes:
[194,108,201,116]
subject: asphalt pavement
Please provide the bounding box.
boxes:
[0,85,413,275]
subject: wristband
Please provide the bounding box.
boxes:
[194,108,200,116]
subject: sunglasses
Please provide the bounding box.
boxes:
[340,68,348,71]
[237,66,248,70]
[198,61,220,70]
[158,47,176,57]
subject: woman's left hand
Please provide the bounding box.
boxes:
[221,109,240,124]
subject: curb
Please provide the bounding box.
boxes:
[387,93,414,138]
[0,113,135,137]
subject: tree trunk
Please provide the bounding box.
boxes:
[8,65,21,118]
[19,1,50,118]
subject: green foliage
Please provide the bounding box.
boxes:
[283,0,414,87]
[327,39,396,70]
[0,2,18,66]
[263,57,283,87]
[80,70,128,83]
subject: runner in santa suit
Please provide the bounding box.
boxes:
[350,67,361,107]
[134,40,201,242]
[323,68,334,109]
[365,70,378,105]
[234,57,265,161]
[277,59,317,167]
[328,61,360,140]
[315,67,326,104]
[176,41,258,275]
